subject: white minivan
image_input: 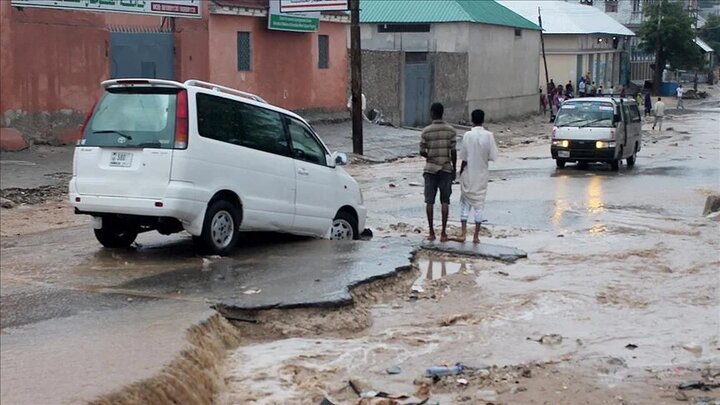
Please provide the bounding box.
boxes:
[551,97,642,170]
[70,79,366,255]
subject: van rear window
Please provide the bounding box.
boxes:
[81,88,177,149]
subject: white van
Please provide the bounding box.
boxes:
[551,97,642,170]
[70,79,366,255]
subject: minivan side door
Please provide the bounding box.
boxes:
[285,117,337,235]
[187,93,296,230]
[628,104,642,153]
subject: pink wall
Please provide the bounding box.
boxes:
[0,2,347,149]
[208,15,347,112]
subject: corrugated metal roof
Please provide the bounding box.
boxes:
[360,0,540,30]
[498,0,635,36]
[694,37,714,53]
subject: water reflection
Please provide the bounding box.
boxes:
[586,176,605,214]
[414,258,471,286]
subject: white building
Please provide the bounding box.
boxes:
[499,1,634,89]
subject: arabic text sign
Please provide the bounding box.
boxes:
[279,0,348,13]
[10,0,202,18]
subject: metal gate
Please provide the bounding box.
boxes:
[110,28,174,80]
[403,53,432,128]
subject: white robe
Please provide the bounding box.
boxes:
[458,126,498,209]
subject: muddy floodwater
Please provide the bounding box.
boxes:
[218,111,720,403]
[0,99,718,404]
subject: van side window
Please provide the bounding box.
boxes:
[286,118,327,166]
[196,93,289,156]
[238,103,289,156]
[629,104,641,123]
[622,105,631,122]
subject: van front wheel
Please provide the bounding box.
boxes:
[196,200,241,255]
[94,219,138,248]
[555,159,566,169]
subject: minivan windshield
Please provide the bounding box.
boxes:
[81,88,177,149]
[555,101,616,128]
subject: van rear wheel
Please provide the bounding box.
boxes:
[94,218,138,248]
[196,200,241,255]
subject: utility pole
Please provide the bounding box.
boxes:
[653,2,663,96]
[350,0,363,155]
[538,8,550,104]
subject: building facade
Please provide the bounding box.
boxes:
[500,1,634,91]
[359,0,541,127]
[0,0,349,150]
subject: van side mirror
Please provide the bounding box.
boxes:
[331,152,348,166]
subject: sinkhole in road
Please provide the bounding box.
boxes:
[90,249,503,404]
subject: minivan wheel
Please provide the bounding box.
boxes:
[610,159,620,171]
[627,147,637,168]
[330,211,359,241]
[555,159,566,169]
[94,219,138,248]
[196,200,240,255]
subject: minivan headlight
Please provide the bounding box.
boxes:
[595,141,616,149]
[552,140,570,148]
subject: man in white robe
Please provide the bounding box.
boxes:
[454,109,498,243]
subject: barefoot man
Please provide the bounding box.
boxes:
[454,109,498,243]
[420,102,457,242]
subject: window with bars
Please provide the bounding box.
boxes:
[237,32,251,71]
[605,0,618,12]
[318,35,329,69]
[632,0,640,12]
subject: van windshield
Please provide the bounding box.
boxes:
[555,101,616,128]
[81,88,177,149]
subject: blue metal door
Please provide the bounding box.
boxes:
[110,31,174,80]
[403,62,432,127]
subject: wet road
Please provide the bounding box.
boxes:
[1,103,718,403]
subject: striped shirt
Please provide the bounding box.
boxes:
[420,120,457,174]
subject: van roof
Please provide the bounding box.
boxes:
[101,78,309,125]
[564,97,637,106]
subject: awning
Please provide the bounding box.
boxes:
[694,37,714,53]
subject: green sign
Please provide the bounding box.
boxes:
[269,14,319,32]
[268,0,319,33]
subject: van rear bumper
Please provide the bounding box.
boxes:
[70,193,205,234]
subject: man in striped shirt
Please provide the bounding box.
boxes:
[420,102,457,242]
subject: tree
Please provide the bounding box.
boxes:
[699,14,720,65]
[638,0,701,94]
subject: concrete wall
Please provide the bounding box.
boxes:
[360,50,403,125]
[431,52,469,124]
[466,24,540,120]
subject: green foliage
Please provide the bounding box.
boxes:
[699,14,720,64]
[638,0,702,69]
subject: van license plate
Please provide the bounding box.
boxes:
[110,152,133,167]
[558,151,570,158]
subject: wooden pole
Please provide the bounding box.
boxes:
[538,7,550,89]
[350,0,363,155]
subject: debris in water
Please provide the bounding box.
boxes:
[386,366,402,375]
[127,297,133,303]
[389,183,397,188]
[243,288,262,295]
[426,363,464,377]
[456,378,469,385]
[625,343,638,350]
[682,343,703,355]
[678,381,720,391]
[411,285,425,293]
[409,182,423,187]
[497,271,509,276]
[528,334,563,345]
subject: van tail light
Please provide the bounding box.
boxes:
[77,98,98,145]
[174,90,189,149]
[609,130,615,140]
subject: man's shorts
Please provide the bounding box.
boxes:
[424,171,453,204]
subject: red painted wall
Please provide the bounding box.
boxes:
[0,2,347,149]
[208,15,347,112]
